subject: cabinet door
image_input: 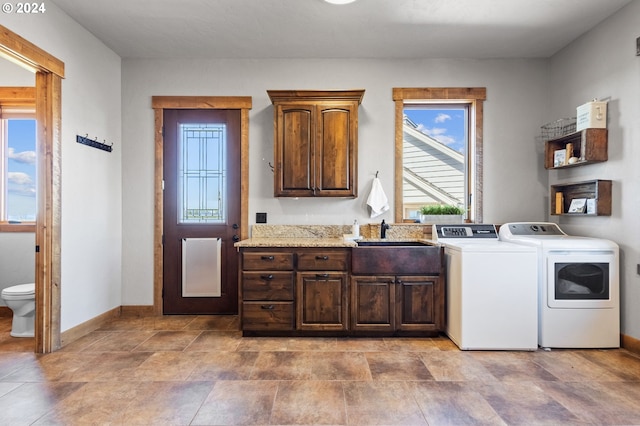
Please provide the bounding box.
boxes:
[274,104,315,196]
[395,275,441,332]
[351,275,395,332]
[317,103,357,196]
[296,272,348,331]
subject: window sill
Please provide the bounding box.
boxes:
[0,222,36,233]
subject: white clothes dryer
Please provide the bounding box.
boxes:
[433,224,538,350]
[499,222,619,349]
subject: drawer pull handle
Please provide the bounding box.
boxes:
[261,304,275,310]
[316,273,330,279]
[261,255,275,261]
[260,274,274,280]
[316,255,329,260]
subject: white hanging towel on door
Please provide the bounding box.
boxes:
[367,177,389,218]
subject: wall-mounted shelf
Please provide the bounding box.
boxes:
[550,179,612,216]
[544,128,607,169]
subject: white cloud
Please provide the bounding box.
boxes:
[421,126,456,146]
[8,172,33,186]
[8,147,36,165]
[435,113,451,123]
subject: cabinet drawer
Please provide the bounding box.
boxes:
[242,302,294,331]
[297,251,349,271]
[242,252,294,270]
[242,272,294,300]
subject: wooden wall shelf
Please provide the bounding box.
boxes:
[544,128,607,169]
[550,179,612,216]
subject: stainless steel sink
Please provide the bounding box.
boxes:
[356,240,431,247]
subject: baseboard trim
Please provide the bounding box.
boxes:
[120,305,156,317]
[60,307,121,347]
[60,305,155,347]
[621,333,640,356]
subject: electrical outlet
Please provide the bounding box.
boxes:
[256,212,267,223]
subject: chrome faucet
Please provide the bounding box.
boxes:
[381,220,390,238]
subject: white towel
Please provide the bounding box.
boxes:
[366,177,389,218]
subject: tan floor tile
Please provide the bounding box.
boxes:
[476,381,580,425]
[192,380,278,425]
[366,351,434,381]
[410,381,506,425]
[420,351,498,382]
[82,330,157,352]
[134,351,203,381]
[383,337,443,352]
[120,381,214,425]
[343,381,427,425]
[471,351,559,382]
[188,351,259,380]
[575,349,640,380]
[310,351,372,380]
[237,336,290,351]
[184,315,240,331]
[271,380,347,425]
[335,337,388,352]
[0,381,85,425]
[531,349,623,381]
[57,331,111,352]
[185,330,243,352]
[32,381,139,425]
[250,351,313,380]
[285,337,338,351]
[538,380,640,425]
[68,351,152,382]
[133,330,201,351]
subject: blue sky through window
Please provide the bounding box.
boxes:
[6,119,36,221]
[404,107,466,153]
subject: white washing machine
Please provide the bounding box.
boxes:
[499,222,620,349]
[433,224,538,350]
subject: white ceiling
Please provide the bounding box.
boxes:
[50,0,633,59]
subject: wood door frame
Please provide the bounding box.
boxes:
[0,25,65,353]
[151,96,252,315]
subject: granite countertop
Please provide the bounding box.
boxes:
[234,237,357,248]
[234,224,435,248]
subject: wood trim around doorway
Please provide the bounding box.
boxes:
[151,96,252,315]
[0,24,65,353]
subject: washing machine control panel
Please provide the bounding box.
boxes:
[504,222,565,236]
[433,224,498,240]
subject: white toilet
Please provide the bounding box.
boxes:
[1,283,35,337]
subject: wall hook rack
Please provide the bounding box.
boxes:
[76,134,113,152]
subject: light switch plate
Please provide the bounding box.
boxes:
[256,212,267,223]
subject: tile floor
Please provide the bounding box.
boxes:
[0,315,640,425]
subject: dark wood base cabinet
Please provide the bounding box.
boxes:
[239,246,444,337]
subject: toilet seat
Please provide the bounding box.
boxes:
[1,283,35,299]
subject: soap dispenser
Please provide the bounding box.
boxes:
[352,219,360,238]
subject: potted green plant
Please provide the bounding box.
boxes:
[419,204,466,224]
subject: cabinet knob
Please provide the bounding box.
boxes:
[260,304,275,310]
[315,255,329,260]
[261,255,275,261]
[260,274,274,281]
[316,273,330,279]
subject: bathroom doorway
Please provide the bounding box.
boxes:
[0,25,64,353]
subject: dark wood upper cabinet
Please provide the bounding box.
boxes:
[268,90,365,197]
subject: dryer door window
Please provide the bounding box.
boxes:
[555,262,609,300]
[546,252,617,309]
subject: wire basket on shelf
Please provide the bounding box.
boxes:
[540,117,576,141]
